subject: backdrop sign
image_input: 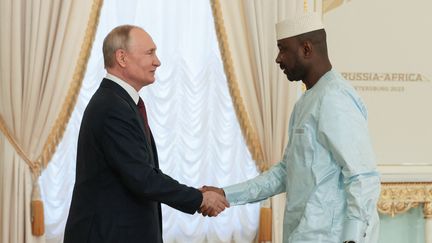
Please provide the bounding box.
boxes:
[323,0,432,181]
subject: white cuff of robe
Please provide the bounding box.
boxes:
[343,218,367,242]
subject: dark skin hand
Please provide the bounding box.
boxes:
[199,186,227,216]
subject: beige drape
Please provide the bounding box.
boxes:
[0,0,102,242]
[211,0,310,242]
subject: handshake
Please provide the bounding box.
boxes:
[198,186,229,217]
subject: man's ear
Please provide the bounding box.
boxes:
[115,49,127,67]
[301,41,313,59]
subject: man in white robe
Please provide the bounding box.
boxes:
[202,12,380,243]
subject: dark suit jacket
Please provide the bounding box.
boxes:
[64,79,202,243]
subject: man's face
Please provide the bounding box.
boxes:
[275,37,305,82]
[123,28,161,89]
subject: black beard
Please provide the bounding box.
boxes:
[284,53,306,81]
[286,64,305,82]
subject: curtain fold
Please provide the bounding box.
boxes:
[0,0,102,241]
[210,0,311,242]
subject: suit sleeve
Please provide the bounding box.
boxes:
[101,103,202,214]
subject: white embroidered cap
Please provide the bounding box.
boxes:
[276,12,324,40]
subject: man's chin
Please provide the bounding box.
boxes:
[286,75,296,82]
[285,74,302,82]
[142,78,156,87]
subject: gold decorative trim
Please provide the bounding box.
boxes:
[379,182,432,217]
[37,0,103,170]
[210,0,266,171]
[424,202,432,219]
[0,116,37,173]
[323,0,344,14]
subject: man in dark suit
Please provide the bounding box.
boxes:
[64,25,228,243]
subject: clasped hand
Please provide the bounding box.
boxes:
[198,186,228,217]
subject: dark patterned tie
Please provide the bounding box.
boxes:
[137,97,152,144]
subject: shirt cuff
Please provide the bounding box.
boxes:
[222,184,245,206]
[343,218,367,242]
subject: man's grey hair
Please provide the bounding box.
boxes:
[102,25,139,68]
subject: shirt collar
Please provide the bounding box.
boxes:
[305,69,336,94]
[105,73,140,105]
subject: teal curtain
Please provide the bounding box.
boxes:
[379,207,425,243]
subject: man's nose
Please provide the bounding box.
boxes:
[154,55,161,67]
[275,55,281,64]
